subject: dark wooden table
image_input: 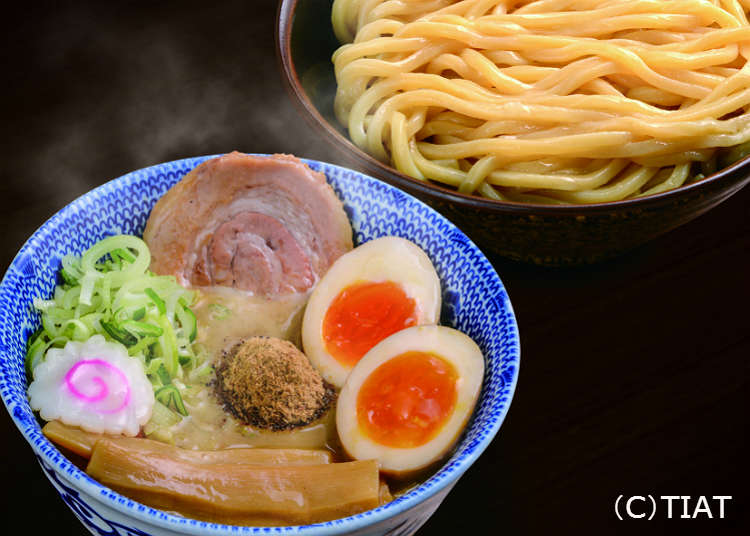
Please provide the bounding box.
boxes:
[1,2,746,534]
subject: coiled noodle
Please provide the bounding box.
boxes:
[331,0,750,204]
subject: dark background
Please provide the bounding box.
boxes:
[1,1,747,534]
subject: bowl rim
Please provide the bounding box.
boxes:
[0,154,521,535]
[275,0,750,214]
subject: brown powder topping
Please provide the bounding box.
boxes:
[213,336,335,431]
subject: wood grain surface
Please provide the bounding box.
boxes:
[1,2,746,534]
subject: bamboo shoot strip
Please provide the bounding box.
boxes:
[87,438,381,526]
[43,420,332,464]
[42,420,116,458]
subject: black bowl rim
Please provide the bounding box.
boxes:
[275,0,750,215]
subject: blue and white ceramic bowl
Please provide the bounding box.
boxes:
[0,155,520,536]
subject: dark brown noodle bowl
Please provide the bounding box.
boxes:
[276,0,750,265]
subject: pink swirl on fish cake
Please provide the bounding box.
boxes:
[64,358,132,414]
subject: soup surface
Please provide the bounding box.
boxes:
[166,287,337,451]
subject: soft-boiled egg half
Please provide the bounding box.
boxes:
[336,325,484,475]
[302,236,441,388]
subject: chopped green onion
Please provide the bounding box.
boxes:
[207,303,230,320]
[145,287,166,315]
[60,269,78,286]
[176,303,197,342]
[127,336,157,357]
[189,361,214,383]
[78,271,102,306]
[155,385,188,417]
[143,400,181,441]
[100,320,138,347]
[25,335,67,379]
[62,319,91,341]
[60,254,83,283]
[150,400,181,427]
[111,247,136,264]
[32,298,56,312]
[27,234,207,419]
[79,234,150,288]
[155,363,172,386]
[156,315,180,377]
[120,320,164,338]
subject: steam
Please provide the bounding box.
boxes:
[25,3,338,201]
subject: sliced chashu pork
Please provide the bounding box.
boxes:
[143,152,353,297]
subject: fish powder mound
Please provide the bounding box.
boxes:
[214,336,335,431]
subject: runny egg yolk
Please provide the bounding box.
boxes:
[355,351,458,448]
[322,281,418,367]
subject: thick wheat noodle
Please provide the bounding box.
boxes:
[331,0,750,204]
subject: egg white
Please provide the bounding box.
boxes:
[302,236,441,388]
[336,325,484,475]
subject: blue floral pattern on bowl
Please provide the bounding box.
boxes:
[0,155,520,536]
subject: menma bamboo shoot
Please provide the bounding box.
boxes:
[86,438,381,525]
[43,420,331,464]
